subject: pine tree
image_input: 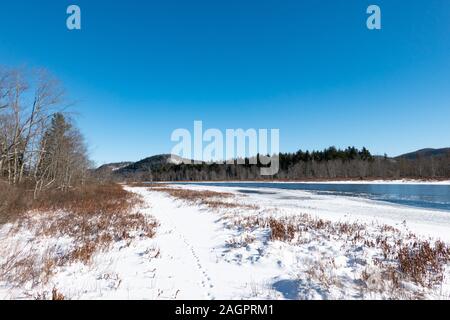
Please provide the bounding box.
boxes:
[35,113,88,193]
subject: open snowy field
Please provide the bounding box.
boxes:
[1,183,450,300]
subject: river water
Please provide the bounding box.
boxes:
[177,182,450,211]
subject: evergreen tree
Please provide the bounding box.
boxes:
[36,113,89,192]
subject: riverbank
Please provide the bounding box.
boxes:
[1,183,449,299]
[164,179,450,185]
[134,184,450,299]
[174,184,450,241]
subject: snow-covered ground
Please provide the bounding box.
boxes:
[1,184,450,300]
[127,184,450,299]
[180,184,450,242]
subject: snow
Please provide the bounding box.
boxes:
[181,184,450,242]
[0,218,160,300]
[111,165,128,172]
[1,183,450,300]
[128,188,283,300]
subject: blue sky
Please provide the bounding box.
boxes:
[0,0,449,165]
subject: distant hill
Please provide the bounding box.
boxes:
[397,148,450,160]
[115,154,189,176]
[95,162,133,174]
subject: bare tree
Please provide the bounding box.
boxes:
[0,68,64,184]
[0,66,90,196]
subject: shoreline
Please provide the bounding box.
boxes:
[159,179,450,185]
[2,183,450,300]
[174,183,450,241]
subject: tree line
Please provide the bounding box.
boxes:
[0,67,90,197]
[125,147,450,181]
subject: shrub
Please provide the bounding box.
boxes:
[0,183,158,288]
[0,181,33,224]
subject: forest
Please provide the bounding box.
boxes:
[114,146,450,182]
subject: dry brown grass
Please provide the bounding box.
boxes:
[0,183,158,289]
[0,247,58,288]
[386,240,450,288]
[1,181,140,224]
[33,287,65,300]
[372,234,450,289]
[232,213,450,291]
[226,234,256,248]
[267,218,297,242]
[0,180,34,224]
[51,287,65,300]
[131,182,170,188]
[151,187,258,210]
[25,185,157,264]
[233,214,366,244]
[152,187,232,201]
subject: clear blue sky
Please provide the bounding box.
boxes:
[1,0,449,165]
